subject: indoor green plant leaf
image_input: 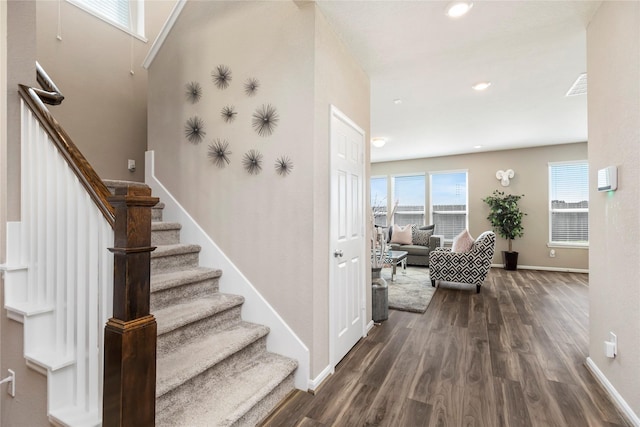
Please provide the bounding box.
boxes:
[482,190,526,252]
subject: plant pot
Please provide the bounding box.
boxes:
[502,251,519,271]
[371,267,388,322]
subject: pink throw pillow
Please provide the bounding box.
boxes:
[451,229,474,252]
[390,224,413,245]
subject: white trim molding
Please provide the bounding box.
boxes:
[145,150,310,391]
[490,264,589,274]
[308,364,333,393]
[142,0,187,69]
[586,357,640,426]
[366,319,375,334]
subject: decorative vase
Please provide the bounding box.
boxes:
[503,251,519,271]
[371,267,388,322]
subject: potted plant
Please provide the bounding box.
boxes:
[482,190,526,270]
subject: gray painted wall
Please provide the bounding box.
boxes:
[147,1,370,379]
[36,0,176,182]
[587,1,640,418]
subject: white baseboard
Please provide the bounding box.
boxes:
[585,357,640,426]
[308,364,333,393]
[145,151,310,391]
[366,320,375,335]
[490,264,589,274]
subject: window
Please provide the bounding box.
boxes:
[370,176,388,227]
[67,0,145,39]
[430,171,468,241]
[392,174,425,226]
[549,161,589,246]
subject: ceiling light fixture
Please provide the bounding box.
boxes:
[474,145,483,149]
[371,138,387,148]
[472,81,492,91]
[446,1,473,18]
[393,99,402,105]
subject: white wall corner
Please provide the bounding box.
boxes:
[145,150,310,390]
[585,357,640,426]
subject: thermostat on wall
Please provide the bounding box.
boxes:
[597,166,617,192]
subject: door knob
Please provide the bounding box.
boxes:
[334,249,344,258]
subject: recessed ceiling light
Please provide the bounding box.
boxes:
[371,138,386,148]
[474,145,482,149]
[472,81,492,91]
[446,2,473,18]
[393,99,402,105]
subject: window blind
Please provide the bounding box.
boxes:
[430,172,468,240]
[393,175,425,226]
[68,0,144,38]
[549,162,589,244]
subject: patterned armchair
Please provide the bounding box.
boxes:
[428,231,496,293]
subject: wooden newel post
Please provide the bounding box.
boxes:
[103,184,159,427]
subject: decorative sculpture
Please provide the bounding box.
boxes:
[496,169,515,187]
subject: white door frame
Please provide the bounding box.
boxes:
[328,104,367,370]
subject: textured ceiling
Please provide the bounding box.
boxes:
[315,1,602,162]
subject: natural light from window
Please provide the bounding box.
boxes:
[392,175,426,226]
[67,0,145,39]
[370,176,388,226]
[430,171,468,240]
[549,161,589,246]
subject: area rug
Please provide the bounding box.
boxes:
[380,266,436,313]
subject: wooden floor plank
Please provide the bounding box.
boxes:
[261,268,632,427]
[397,398,431,427]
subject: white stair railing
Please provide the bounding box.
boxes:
[2,96,114,426]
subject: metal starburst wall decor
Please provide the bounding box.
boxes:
[274,156,294,176]
[184,116,206,144]
[221,105,237,123]
[212,65,232,90]
[185,81,202,104]
[208,139,232,168]
[242,149,263,175]
[244,78,259,96]
[252,104,279,137]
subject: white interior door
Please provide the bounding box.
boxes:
[330,105,366,368]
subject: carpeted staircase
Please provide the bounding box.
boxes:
[107,181,297,426]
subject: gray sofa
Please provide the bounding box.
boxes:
[386,224,443,267]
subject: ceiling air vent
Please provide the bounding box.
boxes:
[566,73,587,97]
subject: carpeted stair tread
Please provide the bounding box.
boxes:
[157,352,298,427]
[152,221,182,231]
[155,294,244,336]
[151,267,221,293]
[152,202,165,222]
[149,198,297,425]
[156,321,269,397]
[151,243,201,258]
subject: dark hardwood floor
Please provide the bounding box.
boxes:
[261,268,631,427]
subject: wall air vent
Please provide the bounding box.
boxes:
[566,73,587,97]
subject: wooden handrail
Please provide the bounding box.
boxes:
[20,63,158,425]
[18,83,115,227]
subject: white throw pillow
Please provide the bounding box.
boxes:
[390,224,413,245]
[451,229,474,252]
